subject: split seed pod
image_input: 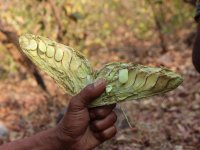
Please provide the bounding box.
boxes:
[19,34,94,95]
[89,62,183,107]
[19,34,183,108]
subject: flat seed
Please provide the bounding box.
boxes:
[28,39,37,50]
[61,49,72,70]
[86,75,92,84]
[78,63,88,78]
[46,46,55,58]
[119,69,128,84]
[167,77,183,90]
[55,48,63,61]
[139,72,159,91]
[38,40,47,53]
[107,71,117,81]
[19,36,29,50]
[124,69,137,88]
[70,55,81,71]
[106,85,113,93]
[151,75,170,92]
[132,71,146,90]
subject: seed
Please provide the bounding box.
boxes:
[132,71,147,90]
[140,72,159,91]
[55,48,63,61]
[46,46,55,58]
[38,40,47,53]
[119,69,128,84]
[70,55,81,71]
[77,63,88,78]
[106,85,113,93]
[29,39,37,50]
[62,49,72,70]
[151,75,170,92]
[124,69,137,88]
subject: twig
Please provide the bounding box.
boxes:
[47,0,64,41]
[119,104,133,129]
[146,0,167,54]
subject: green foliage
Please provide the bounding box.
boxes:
[0,44,18,78]
[1,0,195,50]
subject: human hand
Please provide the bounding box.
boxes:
[56,79,117,150]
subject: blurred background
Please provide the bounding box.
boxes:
[0,0,200,149]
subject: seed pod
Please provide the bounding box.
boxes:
[19,34,183,108]
[19,34,94,95]
[89,62,183,107]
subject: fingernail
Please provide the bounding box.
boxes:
[94,79,105,88]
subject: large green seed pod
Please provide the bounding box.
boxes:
[89,62,183,107]
[19,34,183,108]
[19,34,94,95]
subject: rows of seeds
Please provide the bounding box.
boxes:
[95,63,179,104]
[119,66,177,94]
[25,35,93,95]
[21,35,182,108]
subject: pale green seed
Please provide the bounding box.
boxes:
[46,46,55,58]
[86,75,93,84]
[140,72,159,91]
[167,77,183,90]
[19,36,29,50]
[132,71,146,90]
[70,55,81,71]
[38,40,47,53]
[124,69,137,88]
[62,49,72,69]
[78,63,88,78]
[119,69,128,84]
[106,85,113,93]
[55,48,63,61]
[151,75,170,91]
[29,39,37,50]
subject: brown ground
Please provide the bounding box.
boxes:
[0,26,200,150]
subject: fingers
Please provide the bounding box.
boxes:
[90,111,117,131]
[90,110,117,142]
[89,104,116,120]
[68,79,106,112]
[94,126,117,142]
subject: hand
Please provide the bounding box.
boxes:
[56,79,117,150]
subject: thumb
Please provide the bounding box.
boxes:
[68,79,106,112]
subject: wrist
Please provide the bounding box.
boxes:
[0,127,69,150]
[54,124,77,150]
[36,127,66,150]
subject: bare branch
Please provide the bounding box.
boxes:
[47,0,65,41]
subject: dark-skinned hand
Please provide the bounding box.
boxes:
[0,80,117,150]
[56,79,117,150]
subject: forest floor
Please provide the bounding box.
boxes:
[0,26,200,150]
